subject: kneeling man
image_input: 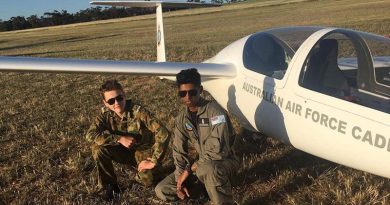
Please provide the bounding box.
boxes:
[86,79,169,200]
[155,69,239,205]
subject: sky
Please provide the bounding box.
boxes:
[0,0,94,21]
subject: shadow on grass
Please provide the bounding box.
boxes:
[13,49,84,57]
[56,34,122,43]
[235,131,337,205]
[0,41,53,51]
[0,34,121,52]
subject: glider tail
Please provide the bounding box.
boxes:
[156,3,166,62]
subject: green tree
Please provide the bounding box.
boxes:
[27,15,41,28]
[10,16,31,30]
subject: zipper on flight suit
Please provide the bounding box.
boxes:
[186,115,203,154]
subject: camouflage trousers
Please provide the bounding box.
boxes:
[155,159,239,205]
[92,143,159,188]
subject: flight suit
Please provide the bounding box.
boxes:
[155,99,239,205]
[86,100,169,188]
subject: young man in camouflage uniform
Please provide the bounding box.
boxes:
[86,79,169,201]
[155,68,239,205]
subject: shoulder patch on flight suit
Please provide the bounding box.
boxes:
[210,115,226,126]
[185,123,193,131]
[198,118,210,127]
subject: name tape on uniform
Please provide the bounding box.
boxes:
[198,118,210,127]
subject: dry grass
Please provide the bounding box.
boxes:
[0,0,389,204]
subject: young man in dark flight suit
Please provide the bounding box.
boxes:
[155,69,239,205]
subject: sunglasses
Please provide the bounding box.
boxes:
[106,95,124,105]
[178,89,198,98]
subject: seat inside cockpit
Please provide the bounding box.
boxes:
[302,39,352,97]
[300,33,390,114]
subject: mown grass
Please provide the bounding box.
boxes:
[0,0,389,204]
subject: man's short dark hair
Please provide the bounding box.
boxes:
[176,68,201,87]
[100,79,123,99]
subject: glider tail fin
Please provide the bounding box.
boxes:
[156,3,166,62]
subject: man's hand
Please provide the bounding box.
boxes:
[138,158,156,172]
[118,136,137,148]
[176,187,189,200]
[191,163,197,172]
[176,170,190,200]
[176,169,190,189]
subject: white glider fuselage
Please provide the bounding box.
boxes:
[203,27,390,179]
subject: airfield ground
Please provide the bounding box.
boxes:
[0,0,389,204]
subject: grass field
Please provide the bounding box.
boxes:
[0,0,389,204]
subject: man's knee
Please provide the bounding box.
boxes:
[196,161,227,186]
[154,182,168,201]
[196,161,214,176]
[134,149,152,164]
[135,171,154,187]
[154,174,177,202]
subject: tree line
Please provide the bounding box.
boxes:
[0,6,172,32]
[0,0,244,32]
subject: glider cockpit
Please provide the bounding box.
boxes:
[298,29,390,113]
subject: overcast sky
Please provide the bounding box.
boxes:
[0,0,93,20]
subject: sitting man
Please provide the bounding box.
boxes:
[155,68,240,205]
[86,79,169,201]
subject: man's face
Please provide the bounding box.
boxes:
[103,90,126,115]
[178,83,202,108]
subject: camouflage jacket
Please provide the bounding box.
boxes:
[173,98,238,178]
[86,100,170,165]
